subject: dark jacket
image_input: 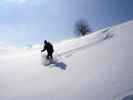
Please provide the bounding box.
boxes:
[42,42,54,53]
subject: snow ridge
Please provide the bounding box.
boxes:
[55,28,113,57]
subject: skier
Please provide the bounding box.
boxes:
[41,40,54,60]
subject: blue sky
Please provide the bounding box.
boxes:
[0,0,133,46]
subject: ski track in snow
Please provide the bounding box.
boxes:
[55,28,113,58]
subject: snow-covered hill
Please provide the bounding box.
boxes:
[0,20,133,100]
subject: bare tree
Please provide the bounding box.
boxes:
[74,19,92,36]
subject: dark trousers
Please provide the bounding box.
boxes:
[46,52,53,59]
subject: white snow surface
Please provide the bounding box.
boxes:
[0,20,133,100]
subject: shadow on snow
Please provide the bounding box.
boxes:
[41,54,67,70]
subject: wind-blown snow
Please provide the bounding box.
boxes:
[0,20,133,100]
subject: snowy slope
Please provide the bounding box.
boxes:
[0,20,133,100]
